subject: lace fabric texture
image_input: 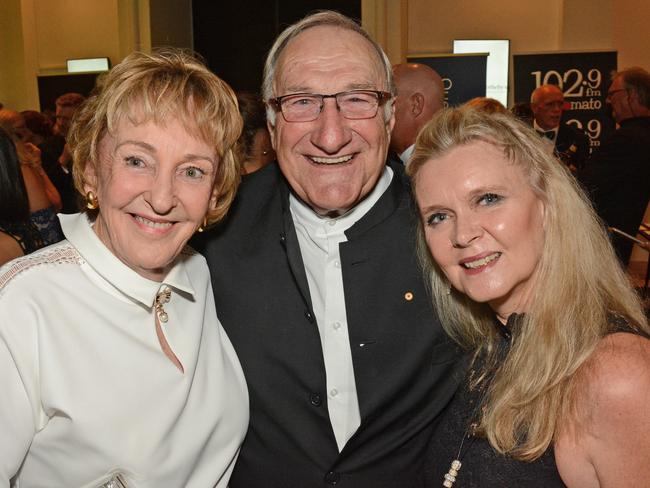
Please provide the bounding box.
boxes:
[0,220,45,255]
[0,243,83,293]
[29,205,64,246]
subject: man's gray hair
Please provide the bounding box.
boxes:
[262,10,395,125]
[614,67,650,109]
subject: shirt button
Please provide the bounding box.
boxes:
[332,321,341,330]
[333,260,341,268]
[328,220,336,227]
[309,393,322,406]
[324,471,340,485]
[330,388,338,397]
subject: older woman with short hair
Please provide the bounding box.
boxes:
[407,106,650,487]
[0,49,248,487]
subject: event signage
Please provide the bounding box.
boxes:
[408,54,488,107]
[513,51,617,153]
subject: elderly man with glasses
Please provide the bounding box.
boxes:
[580,67,650,265]
[194,10,463,488]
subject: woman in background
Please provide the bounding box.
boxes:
[0,128,45,265]
[21,109,53,146]
[0,108,63,245]
[0,49,248,487]
[407,106,650,487]
[236,91,275,174]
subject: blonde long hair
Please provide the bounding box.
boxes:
[407,106,648,460]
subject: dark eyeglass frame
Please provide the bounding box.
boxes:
[268,90,392,122]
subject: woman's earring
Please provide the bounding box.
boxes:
[85,191,99,210]
[197,215,208,233]
[445,283,452,296]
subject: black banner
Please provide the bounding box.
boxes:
[408,54,488,107]
[513,51,617,153]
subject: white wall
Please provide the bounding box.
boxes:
[33,0,121,73]
[408,0,563,56]
[0,0,146,110]
[0,0,31,109]
[614,0,650,70]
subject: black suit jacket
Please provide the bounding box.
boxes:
[579,117,650,264]
[555,122,590,171]
[193,161,464,487]
[38,135,81,214]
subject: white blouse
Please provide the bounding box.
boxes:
[0,213,248,487]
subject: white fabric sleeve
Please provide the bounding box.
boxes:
[0,335,36,484]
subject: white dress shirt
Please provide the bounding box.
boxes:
[0,213,248,487]
[290,166,393,451]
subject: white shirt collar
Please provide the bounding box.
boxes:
[59,213,195,307]
[533,120,559,135]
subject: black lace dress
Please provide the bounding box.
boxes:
[426,317,567,487]
[0,219,45,257]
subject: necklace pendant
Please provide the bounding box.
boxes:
[442,460,461,487]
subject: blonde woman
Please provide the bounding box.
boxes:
[407,106,650,487]
[0,49,247,487]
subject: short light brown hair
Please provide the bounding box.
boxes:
[615,66,650,109]
[68,48,243,226]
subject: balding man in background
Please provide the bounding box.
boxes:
[531,84,589,172]
[390,63,444,165]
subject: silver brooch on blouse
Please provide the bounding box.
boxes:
[97,473,129,488]
[154,286,172,323]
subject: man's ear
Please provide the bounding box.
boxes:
[412,92,425,118]
[386,98,396,135]
[267,118,277,151]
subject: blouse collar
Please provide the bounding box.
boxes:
[59,213,196,307]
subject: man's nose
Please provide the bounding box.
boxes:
[310,98,352,153]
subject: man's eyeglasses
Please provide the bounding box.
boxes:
[606,88,627,100]
[269,90,392,123]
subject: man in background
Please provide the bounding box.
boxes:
[39,92,85,213]
[530,84,589,172]
[580,67,650,265]
[390,63,444,165]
